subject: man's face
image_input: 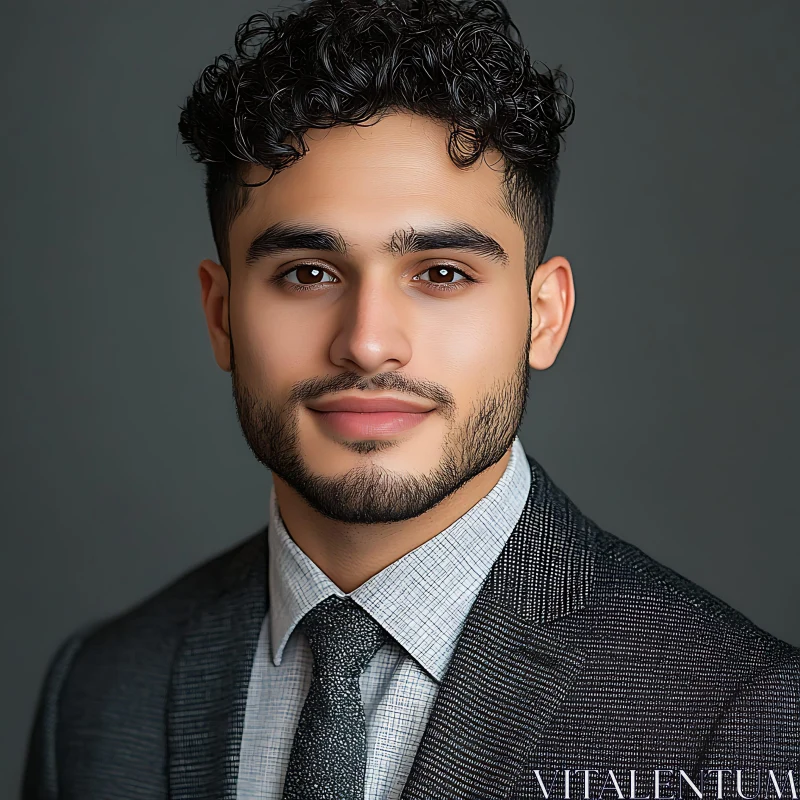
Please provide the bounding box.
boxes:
[223,111,533,524]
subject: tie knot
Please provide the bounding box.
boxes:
[300,595,388,678]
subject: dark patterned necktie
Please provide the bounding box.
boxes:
[281,594,390,800]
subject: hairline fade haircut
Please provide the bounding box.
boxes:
[178,0,575,287]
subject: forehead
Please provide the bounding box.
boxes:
[229,111,520,253]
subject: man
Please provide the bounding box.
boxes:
[22,0,800,798]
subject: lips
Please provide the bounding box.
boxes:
[306,396,435,413]
[305,395,436,438]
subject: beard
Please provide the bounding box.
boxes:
[229,336,531,525]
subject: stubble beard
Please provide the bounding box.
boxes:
[229,340,531,525]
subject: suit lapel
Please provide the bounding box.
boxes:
[166,529,268,800]
[401,454,597,800]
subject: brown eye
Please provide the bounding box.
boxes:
[283,264,336,285]
[430,266,456,283]
[416,265,469,284]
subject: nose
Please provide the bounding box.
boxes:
[328,275,413,376]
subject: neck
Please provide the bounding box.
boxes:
[271,447,513,593]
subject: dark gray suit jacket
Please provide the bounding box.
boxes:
[22,454,800,799]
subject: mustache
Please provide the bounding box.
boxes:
[286,372,456,415]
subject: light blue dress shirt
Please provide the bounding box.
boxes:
[236,435,532,799]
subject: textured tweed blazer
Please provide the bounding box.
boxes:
[22,453,800,800]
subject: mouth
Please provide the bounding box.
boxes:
[306,408,435,438]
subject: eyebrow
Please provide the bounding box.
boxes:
[383,223,508,266]
[244,221,509,267]
[245,222,348,266]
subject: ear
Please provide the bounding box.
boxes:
[198,258,232,372]
[528,256,576,370]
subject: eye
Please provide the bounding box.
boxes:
[413,264,474,291]
[278,264,338,286]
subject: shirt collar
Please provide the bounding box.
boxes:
[268,435,531,682]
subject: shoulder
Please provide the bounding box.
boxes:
[68,526,266,682]
[589,525,800,684]
[578,528,800,757]
[523,452,798,679]
[23,527,267,792]
[40,527,265,725]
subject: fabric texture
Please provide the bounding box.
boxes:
[238,435,531,800]
[21,447,800,800]
[282,595,389,800]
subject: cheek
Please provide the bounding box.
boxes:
[232,280,324,387]
[413,290,528,385]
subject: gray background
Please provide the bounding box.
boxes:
[2,0,798,794]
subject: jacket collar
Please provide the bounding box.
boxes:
[166,452,597,799]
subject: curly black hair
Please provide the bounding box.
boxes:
[178,0,575,284]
